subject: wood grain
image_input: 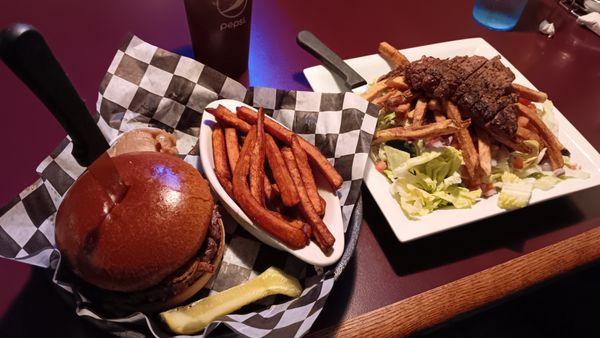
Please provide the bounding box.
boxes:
[310,226,600,338]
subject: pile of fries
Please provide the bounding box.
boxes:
[206,105,342,253]
[365,42,565,189]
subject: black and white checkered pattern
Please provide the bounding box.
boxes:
[0,34,378,337]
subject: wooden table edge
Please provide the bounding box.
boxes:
[309,225,600,338]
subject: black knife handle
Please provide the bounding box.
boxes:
[297,30,366,89]
[0,23,109,167]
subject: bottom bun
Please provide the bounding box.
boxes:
[75,207,225,314]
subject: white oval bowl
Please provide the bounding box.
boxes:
[199,99,344,266]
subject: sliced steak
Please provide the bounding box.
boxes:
[405,56,446,94]
[432,56,487,99]
[389,54,518,138]
[487,104,518,137]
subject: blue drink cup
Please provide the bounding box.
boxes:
[473,0,528,31]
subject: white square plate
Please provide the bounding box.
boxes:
[304,37,600,242]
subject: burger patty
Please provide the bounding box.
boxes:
[76,207,223,312]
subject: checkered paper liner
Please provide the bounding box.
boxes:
[0,34,378,337]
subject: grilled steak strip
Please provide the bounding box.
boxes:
[403,55,518,138]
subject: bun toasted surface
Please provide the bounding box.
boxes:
[56,152,214,292]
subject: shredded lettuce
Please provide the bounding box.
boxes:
[538,100,559,135]
[370,97,589,217]
[490,137,581,209]
[376,110,397,130]
[498,182,533,209]
[386,147,480,218]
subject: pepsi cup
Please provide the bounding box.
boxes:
[184,0,253,78]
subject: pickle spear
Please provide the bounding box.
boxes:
[160,267,302,335]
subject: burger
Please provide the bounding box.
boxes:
[55,129,224,313]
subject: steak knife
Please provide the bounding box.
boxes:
[296,30,368,93]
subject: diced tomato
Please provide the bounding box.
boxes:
[518,97,531,106]
[375,161,387,173]
[512,157,524,169]
[481,183,494,192]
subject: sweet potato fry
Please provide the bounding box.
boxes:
[265,134,300,207]
[212,125,233,195]
[206,105,251,133]
[361,81,387,101]
[385,76,409,90]
[511,83,548,102]
[373,119,469,144]
[412,99,427,127]
[445,101,479,181]
[378,42,409,67]
[263,176,274,203]
[476,128,492,176]
[516,103,563,169]
[282,147,335,253]
[319,195,326,214]
[232,132,308,249]
[272,183,280,195]
[224,127,240,171]
[290,135,324,216]
[236,106,343,189]
[249,109,266,205]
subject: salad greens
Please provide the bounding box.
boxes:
[372,99,589,219]
[376,145,481,218]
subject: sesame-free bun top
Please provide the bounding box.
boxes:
[55,152,214,292]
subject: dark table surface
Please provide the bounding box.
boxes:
[1,0,600,336]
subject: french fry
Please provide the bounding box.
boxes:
[378,42,410,67]
[385,76,409,90]
[384,90,413,113]
[511,83,548,102]
[290,135,324,216]
[433,110,446,122]
[265,134,300,207]
[373,119,469,144]
[232,128,308,249]
[516,126,545,147]
[371,90,395,106]
[361,81,387,101]
[412,99,427,127]
[395,103,411,115]
[445,101,479,181]
[517,116,529,128]
[476,128,492,176]
[224,127,240,171]
[487,128,531,153]
[427,99,442,112]
[249,109,266,205]
[282,147,335,253]
[206,105,251,133]
[516,103,563,169]
[212,125,233,195]
[236,106,343,189]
